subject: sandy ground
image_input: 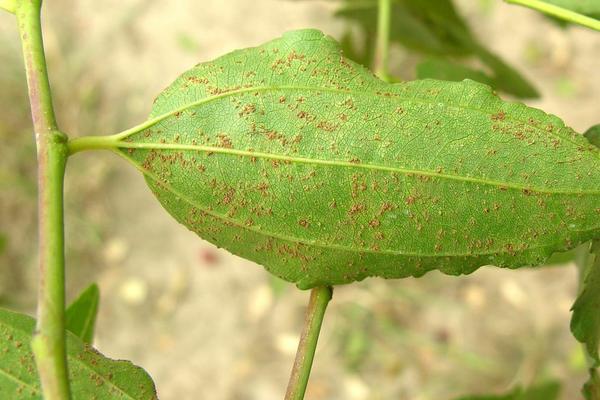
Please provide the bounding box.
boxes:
[1,1,599,399]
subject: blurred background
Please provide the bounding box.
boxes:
[0,0,599,399]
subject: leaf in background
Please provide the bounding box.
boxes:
[583,368,600,400]
[0,308,157,400]
[585,124,600,148]
[0,232,6,255]
[571,240,600,365]
[66,283,100,344]
[111,30,600,289]
[416,58,494,86]
[543,0,600,19]
[454,381,560,399]
[335,0,538,98]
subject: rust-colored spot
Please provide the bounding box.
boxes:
[348,203,365,216]
[299,219,310,228]
[491,111,505,121]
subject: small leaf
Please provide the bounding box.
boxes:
[116,29,599,289]
[66,283,100,344]
[454,381,560,400]
[585,124,600,149]
[0,308,157,399]
[571,240,600,365]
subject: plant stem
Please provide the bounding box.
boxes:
[506,0,600,31]
[374,0,392,82]
[285,286,333,400]
[16,1,71,399]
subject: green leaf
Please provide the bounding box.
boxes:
[583,368,600,400]
[0,307,157,399]
[543,0,600,19]
[114,29,599,289]
[571,240,600,365]
[585,124,600,149]
[0,232,7,255]
[335,0,538,98]
[416,58,495,86]
[454,381,560,400]
[66,283,100,344]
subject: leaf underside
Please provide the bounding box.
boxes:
[0,308,157,400]
[117,29,600,289]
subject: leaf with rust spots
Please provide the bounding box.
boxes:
[113,29,600,289]
[0,308,157,400]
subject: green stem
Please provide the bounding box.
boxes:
[285,286,333,400]
[506,0,600,31]
[16,1,71,399]
[68,134,121,155]
[374,0,392,81]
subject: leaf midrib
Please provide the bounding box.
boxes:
[118,151,599,258]
[115,84,598,162]
[116,141,600,195]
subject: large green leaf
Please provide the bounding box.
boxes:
[66,283,100,344]
[335,0,538,98]
[112,29,599,289]
[0,308,157,399]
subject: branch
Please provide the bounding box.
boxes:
[16,1,71,399]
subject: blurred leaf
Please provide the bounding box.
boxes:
[585,124,600,148]
[544,246,577,265]
[268,274,289,298]
[416,58,494,85]
[571,241,600,365]
[455,381,560,399]
[0,232,6,255]
[66,283,100,344]
[543,0,600,19]
[506,0,600,30]
[111,29,600,289]
[0,307,157,399]
[583,368,600,400]
[335,0,538,98]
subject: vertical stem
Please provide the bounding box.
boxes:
[285,286,333,400]
[16,1,71,399]
[374,0,392,82]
